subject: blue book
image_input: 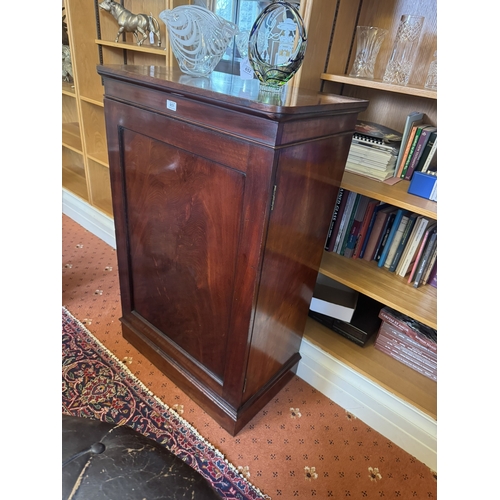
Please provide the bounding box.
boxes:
[373,211,397,263]
[358,203,389,259]
[377,209,408,267]
[388,212,419,272]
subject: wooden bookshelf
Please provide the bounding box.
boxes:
[96,39,168,55]
[303,317,437,419]
[319,251,437,329]
[311,0,438,437]
[341,171,437,221]
[320,73,437,100]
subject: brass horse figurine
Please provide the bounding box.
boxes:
[99,0,161,47]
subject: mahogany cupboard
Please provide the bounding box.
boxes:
[98,64,367,434]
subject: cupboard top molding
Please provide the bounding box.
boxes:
[97,65,369,120]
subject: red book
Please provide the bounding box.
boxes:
[352,199,379,259]
[362,206,396,262]
[378,306,437,353]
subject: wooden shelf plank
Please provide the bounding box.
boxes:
[88,151,109,168]
[304,316,437,420]
[62,165,88,201]
[81,96,104,107]
[96,39,167,55]
[62,123,83,153]
[341,172,437,220]
[321,73,437,100]
[62,81,76,96]
[319,251,437,330]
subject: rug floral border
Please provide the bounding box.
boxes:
[62,307,269,500]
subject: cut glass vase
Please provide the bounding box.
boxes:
[349,26,388,79]
[383,14,425,86]
[160,5,238,77]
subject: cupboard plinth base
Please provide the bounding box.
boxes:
[122,319,300,436]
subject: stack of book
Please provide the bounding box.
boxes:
[395,111,438,180]
[324,191,437,289]
[374,306,437,381]
[345,121,402,182]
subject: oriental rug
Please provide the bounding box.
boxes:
[62,306,268,500]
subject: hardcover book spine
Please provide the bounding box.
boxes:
[378,309,437,353]
[384,214,409,269]
[389,213,418,272]
[415,131,437,172]
[327,189,349,252]
[353,199,378,259]
[421,137,438,173]
[378,209,406,268]
[325,188,345,251]
[404,126,436,180]
[396,125,419,178]
[374,212,396,263]
[413,229,437,288]
[400,126,424,179]
[339,194,361,255]
[333,191,356,253]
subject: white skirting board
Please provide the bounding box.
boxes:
[62,189,116,249]
[297,337,437,472]
[62,190,437,472]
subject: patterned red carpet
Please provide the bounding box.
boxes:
[62,214,437,499]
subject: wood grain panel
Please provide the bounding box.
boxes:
[63,148,88,200]
[81,101,108,160]
[244,133,353,399]
[62,94,79,123]
[343,87,436,133]
[66,0,105,102]
[122,128,245,381]
[87,159,113,216]
[295,0,339,91]
[325,0,362,76]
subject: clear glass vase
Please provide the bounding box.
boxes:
[383,15,425,86]
[159,5,238,77]
[248,0,307,92]
[349,26,388,79]
[424,50,437,91]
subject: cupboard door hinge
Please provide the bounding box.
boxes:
[243,377,248,393]
[270,185,277,211]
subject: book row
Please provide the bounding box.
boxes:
[395,111,437,180]
[346,116,437,183]
[324,189,437,289]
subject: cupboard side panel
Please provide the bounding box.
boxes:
[243,132,353,401]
